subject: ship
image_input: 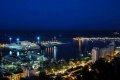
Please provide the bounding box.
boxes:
[5,41,40,51]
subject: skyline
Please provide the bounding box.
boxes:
[0,0,120,31]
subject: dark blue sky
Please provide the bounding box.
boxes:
[0,0,120,31]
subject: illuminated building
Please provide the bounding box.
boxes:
[2,70,27,80]
[115,47,120,55]
[100,42,115,58]
[91,47,99,63]
[100,48,108,58]
[108,42,115,56]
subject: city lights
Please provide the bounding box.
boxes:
[0,35,120,80]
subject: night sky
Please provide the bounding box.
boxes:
[0,0,120,31]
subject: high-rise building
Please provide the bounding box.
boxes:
[92,42,115,62]
[108,42,115,56]
[99,42,115,58]
[100,47,111,58]
[91,47,99,63]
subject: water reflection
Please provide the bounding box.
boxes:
[77,39,85,57]
[45,46,58,59]
[7,46,58,60]
[53,46,57,60]
[78,40,82,54]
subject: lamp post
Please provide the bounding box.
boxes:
[37,37,40,43]
[9,37,12,43]
[16,38,20,44]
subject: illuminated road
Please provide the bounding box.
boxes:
[73,37,120,41]
[46,60,92,77]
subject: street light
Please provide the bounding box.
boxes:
[9,37,12,43]
[37,36,40,43]
[16,38,20,44]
